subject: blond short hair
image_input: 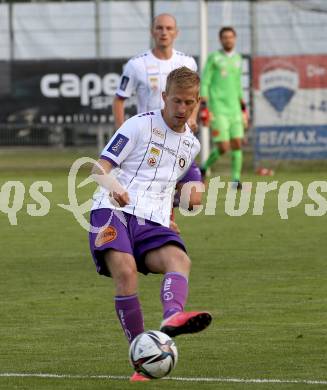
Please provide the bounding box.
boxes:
[165,66,200,94]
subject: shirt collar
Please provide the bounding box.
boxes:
[222,49,235,57]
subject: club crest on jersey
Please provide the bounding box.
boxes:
[152,127,164,139]
[107,134,129,157]
[178,155,187,169]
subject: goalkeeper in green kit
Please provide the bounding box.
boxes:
[199,26,249,189]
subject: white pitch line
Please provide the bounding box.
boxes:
[1,373,327,385]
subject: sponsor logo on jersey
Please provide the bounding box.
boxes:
[107,134,129,157]
[149,76,159,91]
[151,141,177,157]
[147,156,157,167]
[119,75,130,91]
[183,139,190,148]
[95,226,117,247]
[150,147,160,156]
[152,127,165,139]
[147,144,161,167]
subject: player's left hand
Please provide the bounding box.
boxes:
[169,220,181,234]
[242,111,250,130]
[242,135,249,146]
[199,106,211,126]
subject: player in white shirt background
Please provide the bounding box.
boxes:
[113,13,197,128]
[113,13,203,232]
[89,67,212,382]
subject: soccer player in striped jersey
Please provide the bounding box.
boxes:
[113,13,202,231]
[200,26,249,189]
[90,67,212,382]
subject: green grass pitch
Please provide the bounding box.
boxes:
[0,150,327,389]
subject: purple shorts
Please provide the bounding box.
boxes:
[89,208,186,277]
[178,160,202,184]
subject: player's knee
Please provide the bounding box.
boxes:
[114,264,138,295]
[118,264,137,284]
[230,139,242,150]
[183,255,192,272]
[162,249,191,275]
[181,255,191,276]
[218,144,229,154]
[172,252,191,274]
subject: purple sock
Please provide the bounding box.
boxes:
[160,272,189,319]
[115,294,144,344]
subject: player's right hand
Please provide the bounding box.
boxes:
[110,191,130,207]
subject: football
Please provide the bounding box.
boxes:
[129,330,178,379]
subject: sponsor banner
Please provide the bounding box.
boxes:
[254,89,327,126]
[252,55,327,90]
[253,55,327,159]
[255,125,327,160]
[0,59,136,125]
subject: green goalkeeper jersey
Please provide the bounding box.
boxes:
[200,50,243,117]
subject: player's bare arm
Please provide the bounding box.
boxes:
[113,95,126,130]
[91,158,130,207]
[187,100,200,133]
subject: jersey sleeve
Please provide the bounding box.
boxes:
[190,137,201,162]
[115,59,137,99]
[188,56,198,72]
[100,118,139,166]
[200,53,215,99]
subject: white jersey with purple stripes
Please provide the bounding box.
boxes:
[92,110,200,227]
[116,49,197,113]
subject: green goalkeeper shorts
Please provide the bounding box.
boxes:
[210,113,244,142]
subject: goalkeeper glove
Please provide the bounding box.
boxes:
[199,101,210,126]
